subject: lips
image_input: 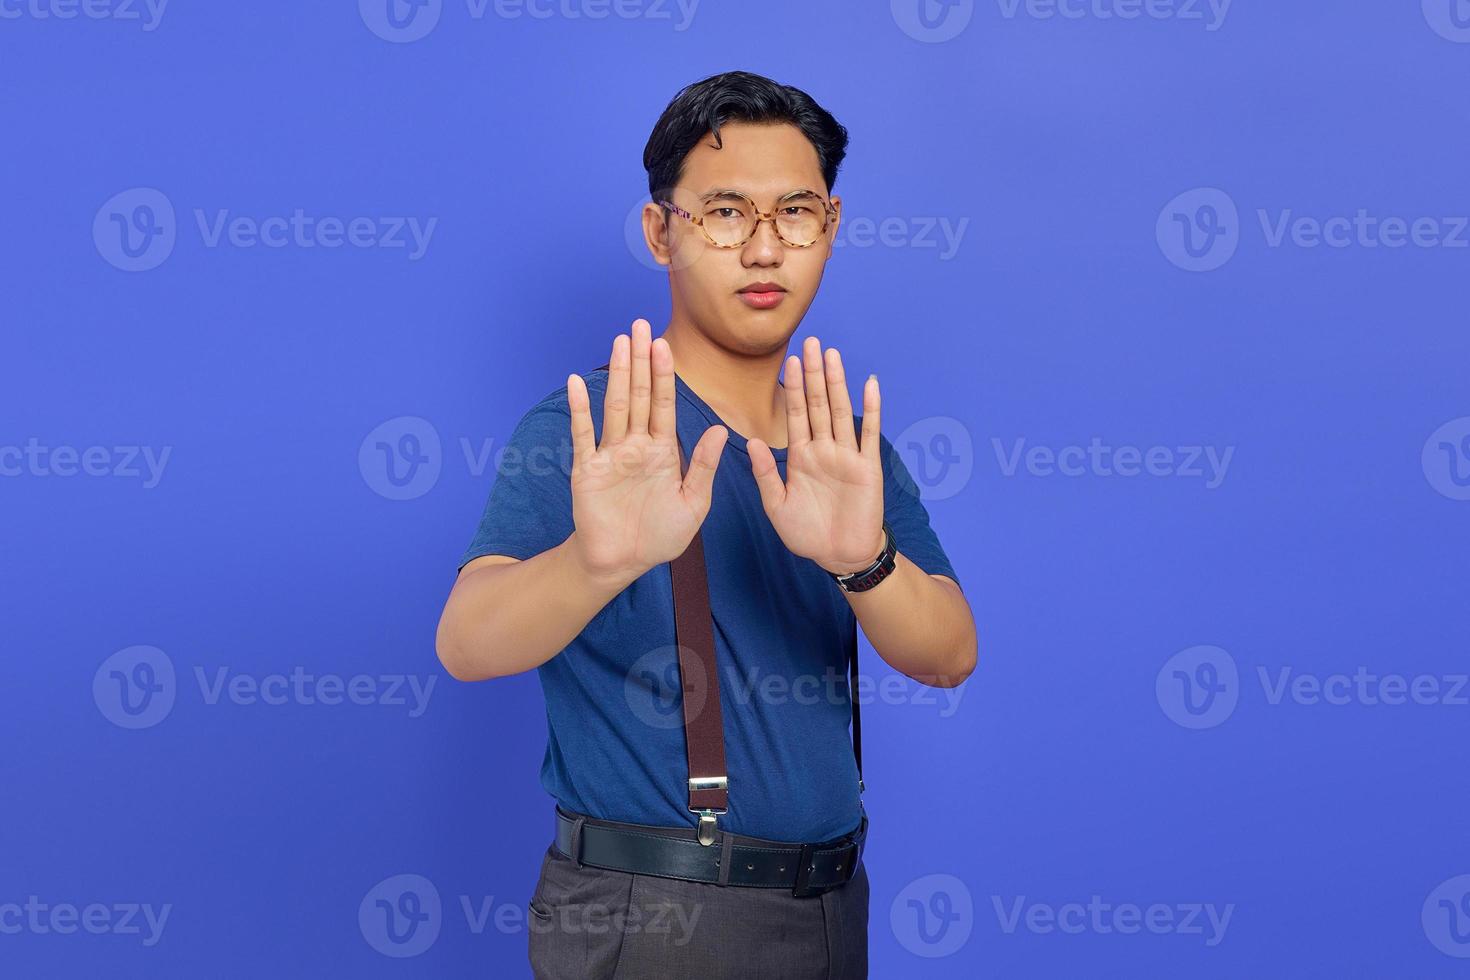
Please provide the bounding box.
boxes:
[737,282,787,309]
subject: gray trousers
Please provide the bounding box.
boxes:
[526,838,870,979]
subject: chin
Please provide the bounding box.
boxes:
[719,315,796,356]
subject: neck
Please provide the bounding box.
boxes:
[661,317,790,450]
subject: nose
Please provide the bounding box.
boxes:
[741,215,784,267]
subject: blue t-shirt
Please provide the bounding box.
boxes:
[458,368,961,843]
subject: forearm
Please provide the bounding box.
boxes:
[436,533,636,681]
[843,553,976,688]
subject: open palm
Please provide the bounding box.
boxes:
[747,338,886,575]
[566,319,728,583]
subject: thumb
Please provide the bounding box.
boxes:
[679,425,728,516]
[745,438,786,518]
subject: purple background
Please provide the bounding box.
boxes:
[4,1,1469,976]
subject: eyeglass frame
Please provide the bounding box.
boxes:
[657,191,839,249]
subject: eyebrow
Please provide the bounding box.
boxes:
[698,187,824,204]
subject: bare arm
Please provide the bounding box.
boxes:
[842,559,975,688]
[435,543,639,682]
[746,336,977,690]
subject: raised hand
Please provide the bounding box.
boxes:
[747,337,886,575]
[565,319,729,584]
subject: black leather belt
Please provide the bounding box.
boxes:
[553,805,868,898]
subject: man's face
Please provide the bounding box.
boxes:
[642,121,841,357]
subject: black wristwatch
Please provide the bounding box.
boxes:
[827,521,897,593]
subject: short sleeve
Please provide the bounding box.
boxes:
[877,429,962,591]
[457,397,576,572]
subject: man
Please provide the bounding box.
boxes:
[435,70,976,979]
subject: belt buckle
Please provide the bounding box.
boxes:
[791,843,819,897]
[839,842,859,884]
[792,840,860,897]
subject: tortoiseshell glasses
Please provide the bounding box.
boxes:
[658,191,838,249]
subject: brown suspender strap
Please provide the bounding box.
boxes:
[669,433,731,829]
[587,364,865,842]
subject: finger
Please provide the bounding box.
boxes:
[824,347,857,450]
[680,424,728,516]
[567,373,595,467]
[629,318,652,436]
[802,336,832,441]
[783,354,811,450]
[859,374,881,464]
[602,333,630,444]
[648,336,675,439]
[746,438,787,517]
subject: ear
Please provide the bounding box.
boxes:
[642,201,674,267]
[642,197,705,272]
[823,194,842,256]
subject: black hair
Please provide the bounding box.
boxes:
[642,71,849,203]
